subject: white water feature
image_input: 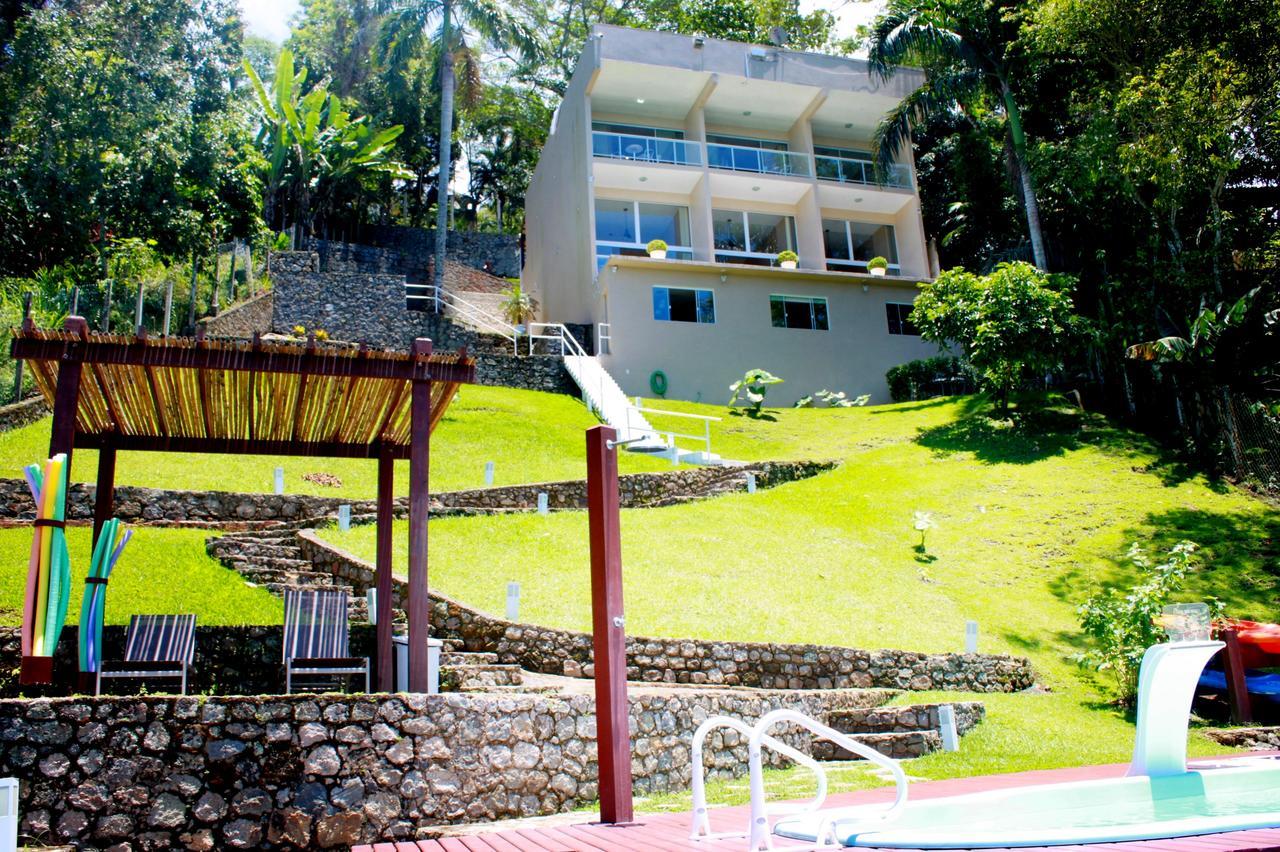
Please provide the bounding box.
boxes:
[1128,639,1225,778]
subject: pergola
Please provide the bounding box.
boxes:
[12,316,477,692]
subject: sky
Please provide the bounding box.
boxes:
[239,1,884,46]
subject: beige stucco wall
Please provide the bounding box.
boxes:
[598,259,941,405]
[523,43,598,325]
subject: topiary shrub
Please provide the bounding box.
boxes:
[886,355,976,402]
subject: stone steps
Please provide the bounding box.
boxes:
[223,555,315,572]
[208,540,304,560]
[809,701,985,761]
[440,663,524,692]
[236,567,339,587]
[811,730,943,761]
[441,651,499,666]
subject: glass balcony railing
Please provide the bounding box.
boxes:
[706,143,812,178]
[591,131,702,167]
[815,155,911,188]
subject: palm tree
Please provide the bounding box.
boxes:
[868,0,1048,270]
[378,0,528,298]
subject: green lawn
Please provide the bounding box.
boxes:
[0,525,282,627]
[318,394,1279,804]
[0,385,671,498]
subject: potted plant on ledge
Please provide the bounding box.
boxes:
[647,239,668,259]
[777,250,799,269]
[868,256,889,276]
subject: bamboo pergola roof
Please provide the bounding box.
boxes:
[12,326,476,459]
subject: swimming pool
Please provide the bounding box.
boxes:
[773,759,1280,848]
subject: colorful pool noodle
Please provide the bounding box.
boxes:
[22,454,71,661]
[78,519,131,674]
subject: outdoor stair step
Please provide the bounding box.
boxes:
[219,528,303,542]
[440,652,500,666]
[208,540,305,559]
[263,581,355,598]
[457,683,560,695]
[223,555,315,571]
[235,568,336,586]
[441,638,466,651]
[440,663,524,690]
[811,730,944,761]
[825,701,985,736]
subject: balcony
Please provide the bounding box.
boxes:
[591,131,702,167]
[815,155,911,189]
[705,143,811,178]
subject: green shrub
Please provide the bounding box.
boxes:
[867,256,889,271]
[777,250,798,263]
[646,239,668,254]
[885,356,975,402]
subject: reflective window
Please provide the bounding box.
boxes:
[639,203,691,247]
[823,220,900,272]
[886,302,919,336]
[595,199,636,244]
[770,295,829,331]
[654,287,715,324]
[712,210,797,264]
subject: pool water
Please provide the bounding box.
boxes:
[773,760,1280,848]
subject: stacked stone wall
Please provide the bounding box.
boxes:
[301,533,1035,694]
[0,461,831,524]
[0,395,49,432]
[197,292,274,339]
[0,688,892,848]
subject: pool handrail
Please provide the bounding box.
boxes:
[748,709,909,850]
[690,715,828,841]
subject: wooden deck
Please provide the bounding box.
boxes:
[353,758,1280,852]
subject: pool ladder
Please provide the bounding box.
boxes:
[689,708,910,850]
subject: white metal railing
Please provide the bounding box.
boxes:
[814,155,911,189]
[407,283,519,353]
[746,709,909,850]
[630,398,720,460]
[525,322,588,358]
[690,716,827,843]
[707,143,812,178]
[592,131,703,167]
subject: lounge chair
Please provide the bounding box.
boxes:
[283,589,369,693]
[96,614,196,696]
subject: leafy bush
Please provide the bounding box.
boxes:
[777,250,798,263]
[1075,541,1219,705]
[728,369,783,417]
[886,356,976,402]
[646,239,668,253]
[867,256,889,270]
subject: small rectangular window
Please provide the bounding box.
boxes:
[886,303,919,336]
[654,287,715,324]
[770,295,829,331]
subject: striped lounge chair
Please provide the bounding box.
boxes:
[96,614,197,696]
[284,589,369,694]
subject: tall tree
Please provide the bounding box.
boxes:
[868,0,1048,269]
[377,0,528,297]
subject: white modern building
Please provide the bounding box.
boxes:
[523,24,940,405]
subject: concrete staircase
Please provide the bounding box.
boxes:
[563,354,670,454]
[812,701,986,761]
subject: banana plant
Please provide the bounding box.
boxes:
[243,49,413,238]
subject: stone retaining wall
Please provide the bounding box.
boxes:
[1,687,889,848]
[359,225,522,278]
[0,395,49,432]
[301,533,1035,694]
[197,292,274,339]
[1204,726,1280,750]
[0,461,829,525]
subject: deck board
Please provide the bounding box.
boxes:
[355,759,1280,852]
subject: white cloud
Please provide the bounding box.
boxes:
[240,0,300,44]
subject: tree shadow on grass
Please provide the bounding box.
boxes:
[868,396,965,415]
[1049,507,1280,621]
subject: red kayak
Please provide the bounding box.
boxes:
[1221,619,1280,668]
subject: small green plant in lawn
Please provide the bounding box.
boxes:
[817,389,870,408]
[728,369,783,418]
[1075,540,1220,706]
[912,511,935,551]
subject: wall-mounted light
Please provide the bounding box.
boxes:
[854,196,864,203]
[720,273,727,282]
[639,176,648,182]
[636,98,646,104]
[862,284,869,293]
[743,110,753,116]
[751,186,761,192]
[693,36,705,48]
[844,122,853,129]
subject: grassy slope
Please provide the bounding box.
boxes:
[0,526,282,627]
[319,395,1279,806]
[0,385,670,498]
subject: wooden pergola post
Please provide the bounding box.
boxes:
[375,449,396,692]
[1222,628,1253,725]
[586,424,634,824]
[407,338,433,692]
[48,317,89,476]
[92,442,116,547]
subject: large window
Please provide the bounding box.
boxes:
[706,134,806,175]
[595,199,693,271]
[770,295,829,331]
[822,220,899,273]
[885,302,919,336]
[591,123,699,165]
[653,287,715,324]
[712,210,797,266]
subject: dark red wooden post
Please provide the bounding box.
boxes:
[586,425,633,824]
[1222,628,1253,725]
[407,338,433,692]
[48,316,89,477]
[375,450,396,692]
[91,442,116,547]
